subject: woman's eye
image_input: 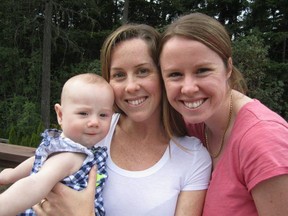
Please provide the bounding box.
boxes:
[168,72,182,78]
[138,68,149,76]
[111,71,125,79]
[197,68,210,74]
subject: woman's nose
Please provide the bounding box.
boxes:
[181,76,199,95]
[125,77,140,93]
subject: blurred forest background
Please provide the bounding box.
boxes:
[0,0,287,147]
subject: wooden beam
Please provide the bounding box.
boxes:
[0,143,35,168]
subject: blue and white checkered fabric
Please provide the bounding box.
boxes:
[18,129,108,216]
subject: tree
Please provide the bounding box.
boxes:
[122,0,129,24]
[41,0,53,128]
[233,32,286,117]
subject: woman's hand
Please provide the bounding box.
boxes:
[33,165,97,216]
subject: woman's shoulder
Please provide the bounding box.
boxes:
[169,136,212,181]
[232,100,288,157]
[234,100,287,143]
[237,99,287,125]
[172,136,203,149]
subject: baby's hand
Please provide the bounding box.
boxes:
[0,168,14,185]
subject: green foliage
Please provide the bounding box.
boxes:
[0,100,9,137]
[233,31,287,119]
[267,61,288,82]
[0,47,22,98]
[29,133,41,148]
[27,121,45,148]
[233,32,269,92]
[20,136,30,147]
[259,80,286,114]
[8,127,17,145]
[70,59,101,75]
[8,119,43,147]
[3,96,43,146]
[17,101,42,136]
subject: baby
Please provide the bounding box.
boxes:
[0,73,114,216]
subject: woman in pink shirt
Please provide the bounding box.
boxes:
[159,12,288,216]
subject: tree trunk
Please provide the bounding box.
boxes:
[283,37,286,62]
[122,0,129,24]
[41,0,52,128]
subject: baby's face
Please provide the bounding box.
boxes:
[59,82,114,148]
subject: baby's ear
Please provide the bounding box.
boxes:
[54,103,63,125]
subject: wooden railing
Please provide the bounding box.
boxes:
[0,143,35,168]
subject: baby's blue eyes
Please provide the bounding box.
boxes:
[78,112,110,118]
[79,112,88,116]
[100,113,109,118]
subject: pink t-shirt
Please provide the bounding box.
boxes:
[187,100,288,216]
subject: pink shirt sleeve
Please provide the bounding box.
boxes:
[238,118,288,191]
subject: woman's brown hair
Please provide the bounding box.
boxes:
[100,24,187,138]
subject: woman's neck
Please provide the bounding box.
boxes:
[118,115,168,145]
[110,114,169,171]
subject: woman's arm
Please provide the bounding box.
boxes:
[174,190,206,216]
[33,165,97,216]
[252,174,288,216]
[0,156,35,185]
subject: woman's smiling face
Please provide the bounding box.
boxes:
[109,38,162,122]
[160,36,231,124]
